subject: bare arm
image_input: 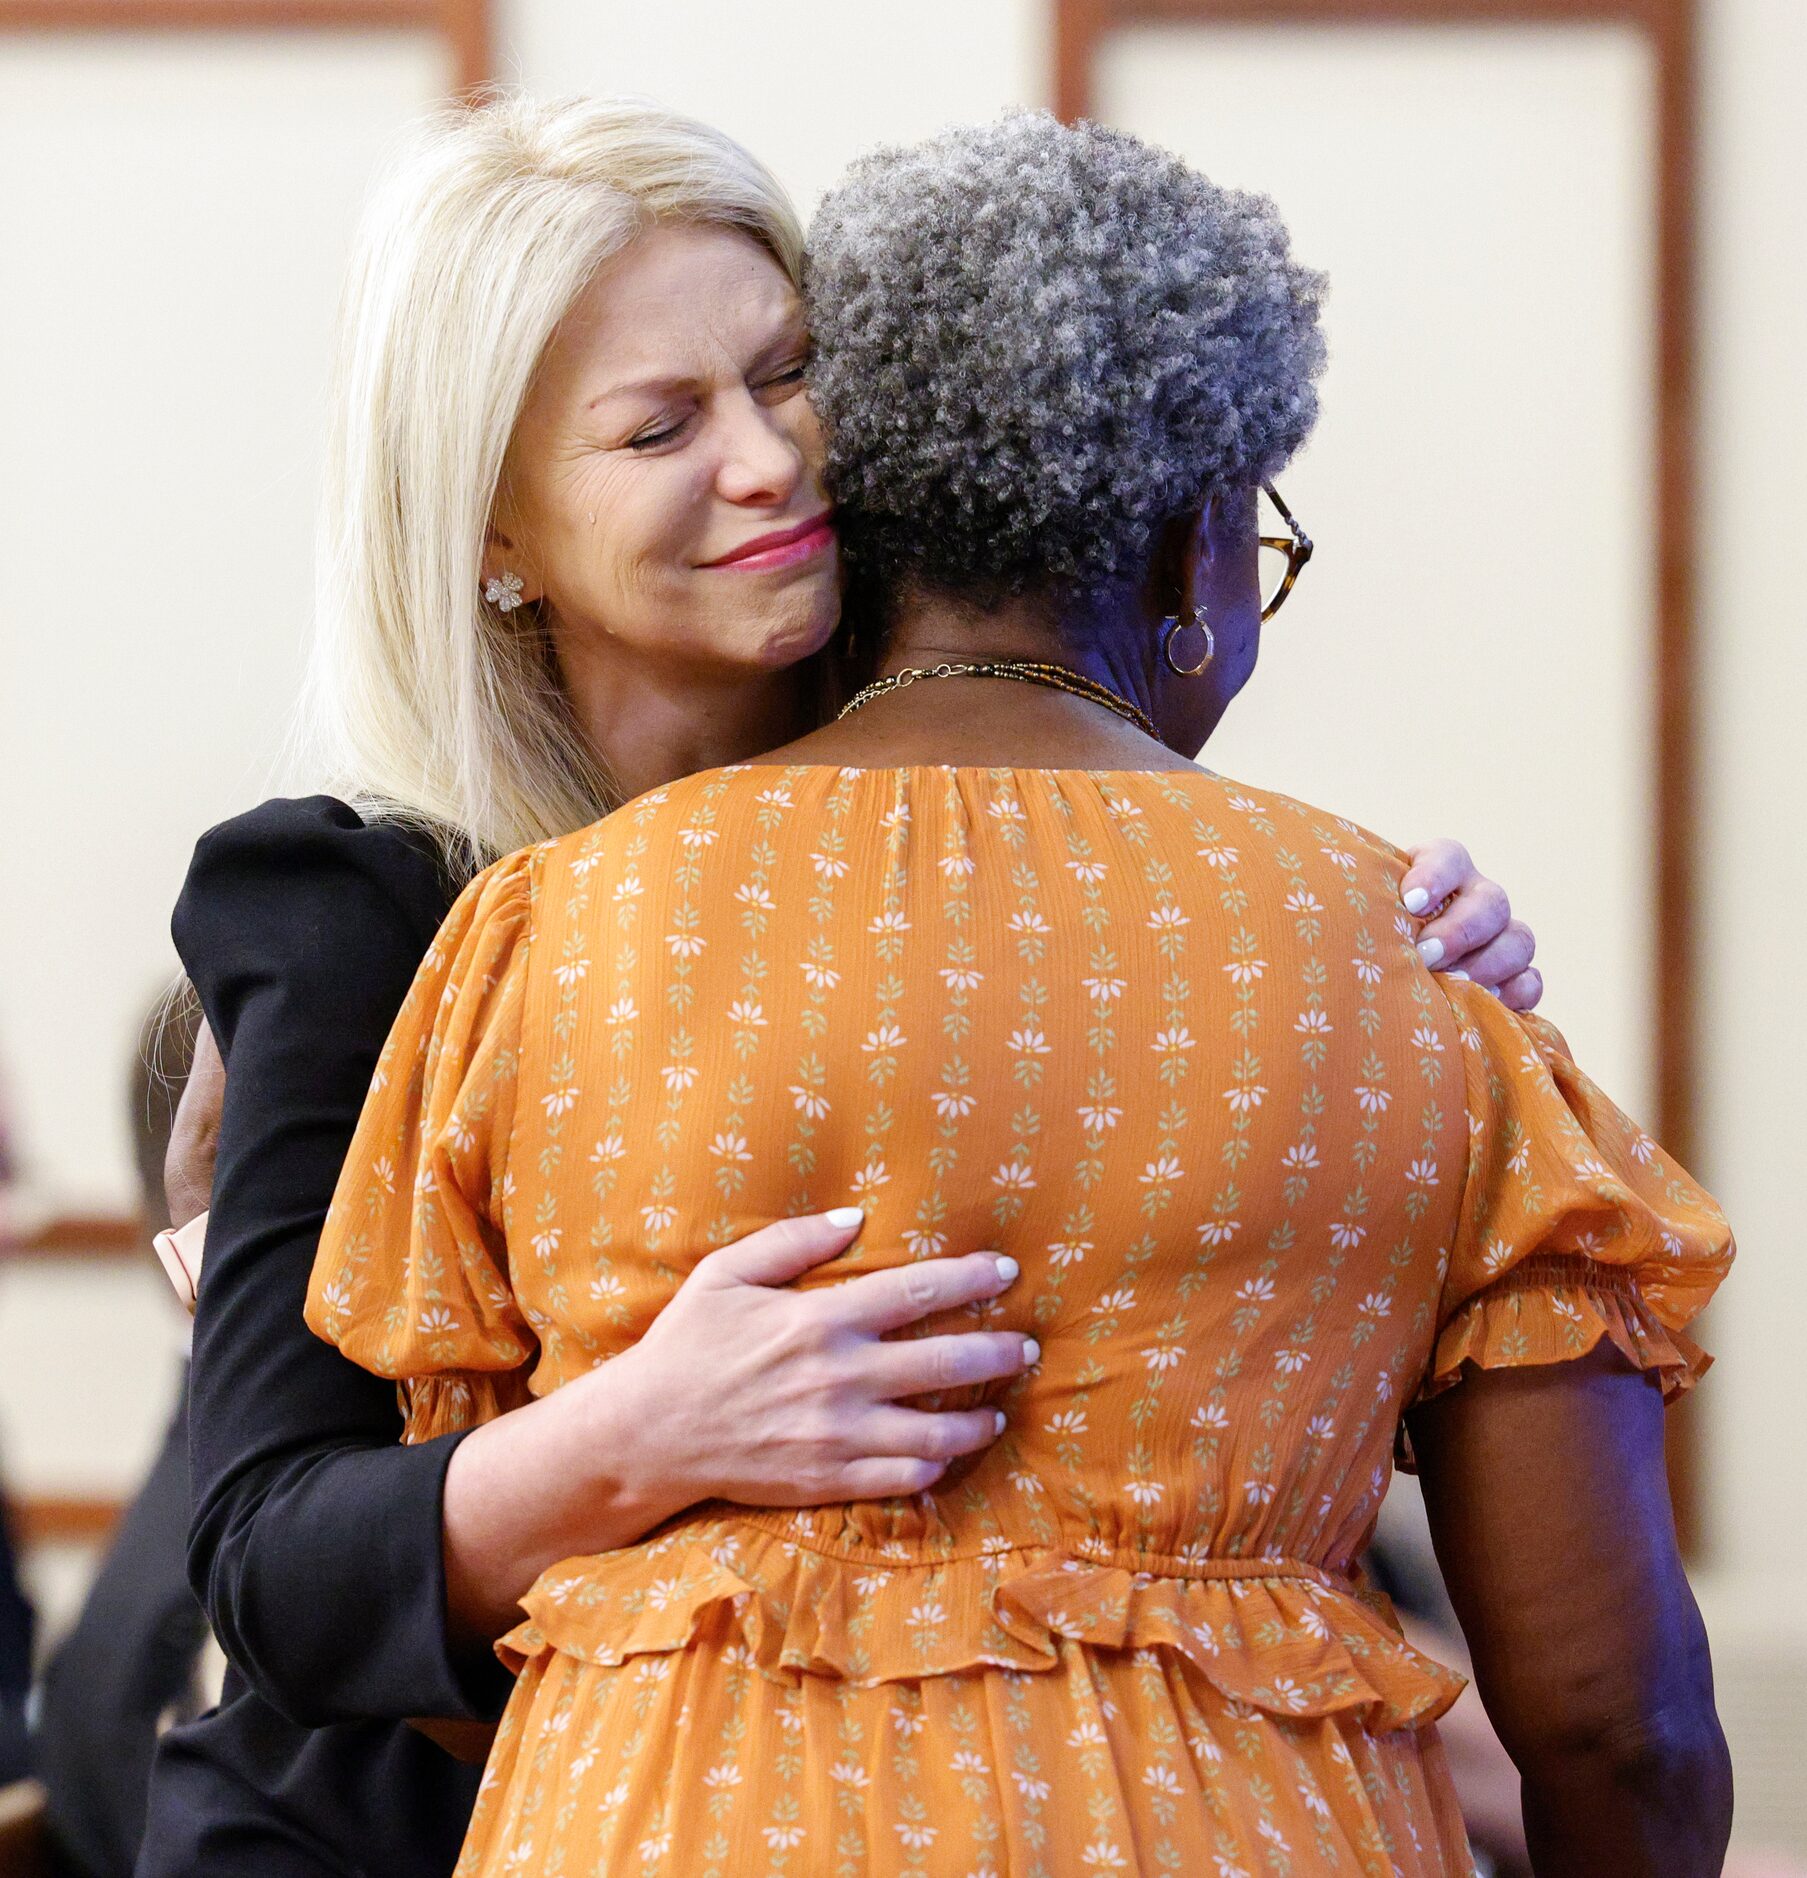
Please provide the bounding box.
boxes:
[1406,1345,1731,1877]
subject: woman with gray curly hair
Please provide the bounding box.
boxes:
[310,111,1730,1875]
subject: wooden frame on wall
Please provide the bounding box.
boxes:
[0,0,491,1266]
[0,0,492,1548]
[0,0,491,93]
[1055,0,1703,1546]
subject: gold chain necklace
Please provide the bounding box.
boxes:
[837,659,1158,740]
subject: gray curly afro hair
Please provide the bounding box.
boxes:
[805,110,1327,605]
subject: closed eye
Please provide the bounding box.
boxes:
[756,355,811,397]
[627,416,689,452]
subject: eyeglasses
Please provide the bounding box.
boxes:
[1259,482,1313,622]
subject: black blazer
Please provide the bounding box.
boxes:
[139,798,509,1878]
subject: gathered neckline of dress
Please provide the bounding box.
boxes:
[716,760,1219,779]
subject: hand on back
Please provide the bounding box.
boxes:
[603,1208,1033,1508]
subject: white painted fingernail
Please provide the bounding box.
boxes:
[994,1255,1020,1284]
[1417,937,1445,967]
[1022,1338,1040,1365]
[1402,887,1431,915]
[826,1206,863,1228]
[1445,969,1470,981]
[993,1408,1007,1435]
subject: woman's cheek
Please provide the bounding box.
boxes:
[787,396,830,486]
[585,463,687,607]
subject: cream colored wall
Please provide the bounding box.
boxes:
[1697,0,1807,1582]
[505,0,1051,212]
[1094,22,1658,1121]
[0,30,452,1216]
[1,0,1801,1815]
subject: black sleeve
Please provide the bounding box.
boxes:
[174,796,513,1728]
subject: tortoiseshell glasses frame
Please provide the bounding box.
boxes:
[1260,481,1313,622]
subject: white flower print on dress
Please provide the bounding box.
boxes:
[305,767,1731,1878]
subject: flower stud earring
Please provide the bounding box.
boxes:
[483,571,525,613]
[1160,604,1215,677]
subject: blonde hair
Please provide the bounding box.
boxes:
[303,93,805,870]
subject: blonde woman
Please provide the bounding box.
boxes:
[145,95,1541,1878]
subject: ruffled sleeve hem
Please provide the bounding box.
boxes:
[495,1516,1467,1735]
[1419,988,1734,1440]
[1417,1252,1712,1408]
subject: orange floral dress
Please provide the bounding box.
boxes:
[309,763,1731,1878]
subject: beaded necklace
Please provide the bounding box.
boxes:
[837,659,1157,740]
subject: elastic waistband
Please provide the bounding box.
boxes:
[733,1511,1351,1593]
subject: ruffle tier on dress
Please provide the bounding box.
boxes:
[495,1514,1467,1735]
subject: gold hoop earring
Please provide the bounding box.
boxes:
[1161,605,1215,677]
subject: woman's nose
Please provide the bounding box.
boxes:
[715,398,806,508]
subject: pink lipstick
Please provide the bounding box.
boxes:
[702,511,836,572]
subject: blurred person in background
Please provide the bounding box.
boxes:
[145,94,1545,1877]
[32,996,211,1878]
[0,1547,27,1791]
[0,1076,33,1790]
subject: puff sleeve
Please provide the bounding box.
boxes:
[307,845,539,1444]
[1417,985,1734,1410]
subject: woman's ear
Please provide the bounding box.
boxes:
[1202,484,1258,558]
[1146,502,1211,623]
[1195,483,1261,615]
[480,519,544,608]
